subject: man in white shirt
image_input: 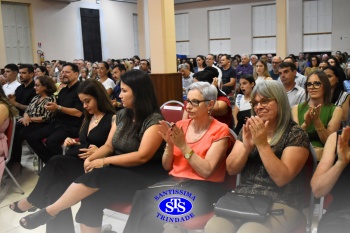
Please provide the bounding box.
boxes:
[278,56,306,88]
[3,63,21,96]
[178,63,193,96]
[206,54,222,86]
[279,62,305,108]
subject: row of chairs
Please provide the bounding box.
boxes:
[1,101,325,232]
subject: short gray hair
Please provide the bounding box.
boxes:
[178,63,189,70]
[251,81,291,146]
[186,82,217,106]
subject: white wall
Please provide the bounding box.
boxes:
[175,0,350,57]
[175,0,275,57]
[0,0,137,65]
[332,0,350,53]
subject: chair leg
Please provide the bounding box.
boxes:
[38,157,43,174]
[4,166,24,194]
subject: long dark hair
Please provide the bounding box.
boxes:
[304,70,332,106]
[324,66,346,104]
[119,70,160,138]
[0,88,18,118]
[77,79,116,130]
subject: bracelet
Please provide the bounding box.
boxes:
[315,126,324,131]
[57,105,62,112]
[101,157,106,168]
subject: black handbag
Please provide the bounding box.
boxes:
[214,192,283,222]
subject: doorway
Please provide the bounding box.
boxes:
[1,2,33,64]
[80,8,102,62]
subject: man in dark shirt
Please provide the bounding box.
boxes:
[8,64,36,116]
[269,56,282,80]
[26,63,83,163]
[220,54,236,95]
[235,54,253,83]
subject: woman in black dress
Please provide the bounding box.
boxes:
[9,79,116,233]
[18,70,168,233]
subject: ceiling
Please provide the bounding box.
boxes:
[111,0,214,4]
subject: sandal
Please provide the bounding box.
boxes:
[9,200,37,213]
[19,208,54,230]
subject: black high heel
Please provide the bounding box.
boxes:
[20,208,55,230]
[9,200,37,213]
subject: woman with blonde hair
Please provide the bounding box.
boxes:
[253,60,273,85]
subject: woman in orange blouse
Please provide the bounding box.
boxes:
[123,81,233,233]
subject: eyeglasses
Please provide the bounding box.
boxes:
[306,81,322,89]
[186,99,210,107]
[34,84,42,87]
[250,98,275,109]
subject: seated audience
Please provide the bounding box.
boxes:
[19,70,167,232]
[269,56,282,80]
[3,63,21,97]
[26,63,84,163]
[236,54,253,83]
[0,88,18,181]
[324,66,350,125]
[194,55,207,73]
[183,67,233,129]
[205,81,310,233]
[9,79,115,233]
[123,81,232,233]
[233,74,255,134]
[8,76,56,176]
[253,60,273,85]
[8,64,36,117]
[79,67,89,82]
[97,61,115,97]
[220,54,237,95]
[111,64,126,110]
[139,59,151,73]
[279,62,306,108]
[311,127,350,233]
[279,56,307,88]
[35,66,49,78]
[305,56,320,76]
[292,70,342,159]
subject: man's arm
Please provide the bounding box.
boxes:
[46,102,83,117]
[8,94,27,112]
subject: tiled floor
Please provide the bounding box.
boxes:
[0,146,127,233]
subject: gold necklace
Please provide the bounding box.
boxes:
[92,114,104,124]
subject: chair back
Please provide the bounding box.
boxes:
[4,117,16,164]
[160,100,184,123]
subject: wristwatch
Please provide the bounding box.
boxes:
[184,150,194,160]
[57,105,62,112]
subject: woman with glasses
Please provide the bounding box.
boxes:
[7,76,56,176]
[305,56,320,76]
[292,70,343,159]
[194,55,207,73]
[183,68,234,129]
[89,62,99,80]
[205,81,310,233]
[122,81,232,233]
